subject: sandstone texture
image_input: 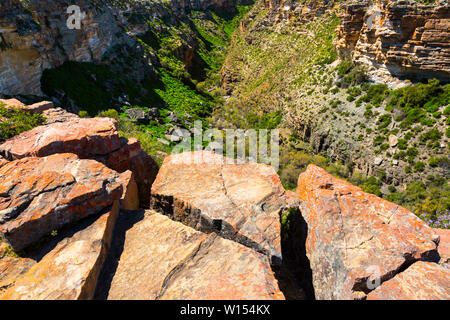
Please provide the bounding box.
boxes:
[151,151,289,264]
[367,261,450,300]
[1,205,119,300]
[336,1,450,80]
[0,153,123,250]
[296,164,440,299]
[106,211,284,300]
[434,228,450,264]
[0,116,158,208]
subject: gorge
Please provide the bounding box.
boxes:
[0,0,449,300]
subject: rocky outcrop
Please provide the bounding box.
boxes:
[0,153,123,250]
[367,261,450,300]
[434,228,450,264]
[0,116,158,208]
[296,164,441,300]
[0,99,54,114]
[0,0,148,96]
[1,204,119,300]
[151,151,289,264]
[105,210,284,300]
[335,0,450,81]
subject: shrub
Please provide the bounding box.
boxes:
[414,161,425,172]
[0,106,46,142]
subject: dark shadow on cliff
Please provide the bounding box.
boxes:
[93,209,146,300]
[272,207,315,300]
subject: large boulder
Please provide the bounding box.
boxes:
[367,261,450,300]
[0,117,158,208]
[105,211,284,300]
[0,153,123,250]
[151,151,289,264]
[1,204,119,300]
[0,117,121,160]
[296,165,439,300]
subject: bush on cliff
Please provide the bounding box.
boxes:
[0,105,46,142]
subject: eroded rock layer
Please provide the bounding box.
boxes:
[151,151,289,264]
[0,115,158,208]
[296,164,440,300]
[106,211,284,300]
[0,153,123,250]
[1,205,119,300]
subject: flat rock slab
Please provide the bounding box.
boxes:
[0,153,123,250]
[0,255,36,295]
[151,151,288,263]
[296,165,439,299]
[106,211,284,300]
[0,117,121,160]
[367,262,450,300]
[1,205,119,300]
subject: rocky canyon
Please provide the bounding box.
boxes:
[0,0,449,301]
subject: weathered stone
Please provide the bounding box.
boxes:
[151,151,288,264]
[336,2,450,81]
[41,107,79,124]
[389,135,398,148]
[0,117,158,208]
[119,171,139,211]
[367,261,450,300]
[0,117,121,160]
[106,211,284,300]
[434,228,450,264]
[374,157,383,166]
[0,255,36,295]
[0,153,123,250]
[296,164,439,300]
[1,203,119,300]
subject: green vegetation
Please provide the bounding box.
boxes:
[0,103,46,142]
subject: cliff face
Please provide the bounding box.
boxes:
[0,0,241,97]
[0,0,130,96]
[335,0,450,82]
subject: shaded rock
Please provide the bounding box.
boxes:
[106,211,284,300]
[367,262,450,300]
[0,154,123,250]
[1,204,119,300]
[151,151,288,264]
[125,108,147,123]
[296,165,439,300]
[118,171,139,211]
[147,107,160,120]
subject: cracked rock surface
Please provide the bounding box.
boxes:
[0,153,123,250]
[296,164,441,300]
[1,206,118,300]
[150,151,290,263]
[104,210,284,300]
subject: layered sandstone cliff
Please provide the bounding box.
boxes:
[335,0,450,81]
